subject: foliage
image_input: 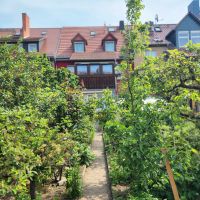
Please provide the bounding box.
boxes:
[0,43,96,199]
[101,42,200,199]
[97,89,119,128]
[65,166,83,199]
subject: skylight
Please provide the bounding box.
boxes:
[90,31,96,36]
[108,27,116,32]
[154,27,161,32]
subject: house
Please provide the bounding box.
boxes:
[55,25,125,96]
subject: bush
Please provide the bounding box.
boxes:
[128,193,159,200]
[65,166,82,199]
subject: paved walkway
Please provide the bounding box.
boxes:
[80,132,110,200]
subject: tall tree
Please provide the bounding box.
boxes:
[120,0,149,112]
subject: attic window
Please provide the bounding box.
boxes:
[105,41,115,52]
[41,32,47,36]
[108,27,116,32]
[102,33,117,52]
[71,33,87,53]
[74,42,85,53]
[90,31,96,36]
[154,27,161,32]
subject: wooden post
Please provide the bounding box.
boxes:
[165,159,180,200]
[161,148,180,200]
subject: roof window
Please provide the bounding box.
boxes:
[154,26,161,32]
[108,27,116,32]
[90,31,96,36]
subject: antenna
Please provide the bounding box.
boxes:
[155,14,164,25]
[155,14,159,24]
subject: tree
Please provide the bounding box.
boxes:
[0,43,96,199]
[141,43,200,120]
[119,0,149,112]
[101,43,200,199]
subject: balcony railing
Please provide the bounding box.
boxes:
[79,75,116,89]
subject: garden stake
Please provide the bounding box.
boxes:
[161,149,180,200]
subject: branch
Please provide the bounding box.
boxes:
[180,82,200,91]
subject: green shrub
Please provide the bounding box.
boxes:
[128,193,159,200]
[65,166,82,199]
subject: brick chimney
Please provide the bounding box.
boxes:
[22,13,30,38]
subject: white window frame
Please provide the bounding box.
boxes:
[178,31,189,47]
[74,41,85,53]
[67,66,75,73]
[102,64,113,74]
[77,65,88,75]
[191,30,200,44]
[28,43,37,52]
[105,41,115,52]
[145,50,157,57]
[90,65,100,75]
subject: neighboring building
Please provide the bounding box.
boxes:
[135,23,176,66]
[166,0,200,49]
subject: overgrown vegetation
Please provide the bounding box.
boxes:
[98,0,200,199]
[0,43,96,199]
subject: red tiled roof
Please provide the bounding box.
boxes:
[56,26,124,59]
[29,28,61,57]
[0,24,177,58]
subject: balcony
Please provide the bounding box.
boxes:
[79,75,116,90]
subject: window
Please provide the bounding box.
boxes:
[108,27,116,32]
[77,65,88,75]
[7,43,14,47]
[102,64,113,74]
[178,31,189,47]
[90,65,100,75]
[67,66,75,73]
[191,31,200,44]
[28,43,37,52]
[105,41,115,52]
[154,27,161,32]
[74,42,85,52]
[90,31,96,36]
[145,50,157,57]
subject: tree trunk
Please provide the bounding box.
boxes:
[59,166,63,181]
[29,177,36,200]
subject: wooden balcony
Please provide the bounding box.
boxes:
[79,75,116,89]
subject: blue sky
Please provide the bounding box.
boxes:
[0,0,194,28]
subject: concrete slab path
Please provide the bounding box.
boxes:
[80,132,111,200]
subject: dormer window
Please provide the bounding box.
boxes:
[71,33,87,53]
[74,42,85,52]
[105,41,115,52]
[102,33,117,52]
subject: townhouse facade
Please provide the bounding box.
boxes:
[0,0,199,99]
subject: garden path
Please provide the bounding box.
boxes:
[80,132,111,200]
